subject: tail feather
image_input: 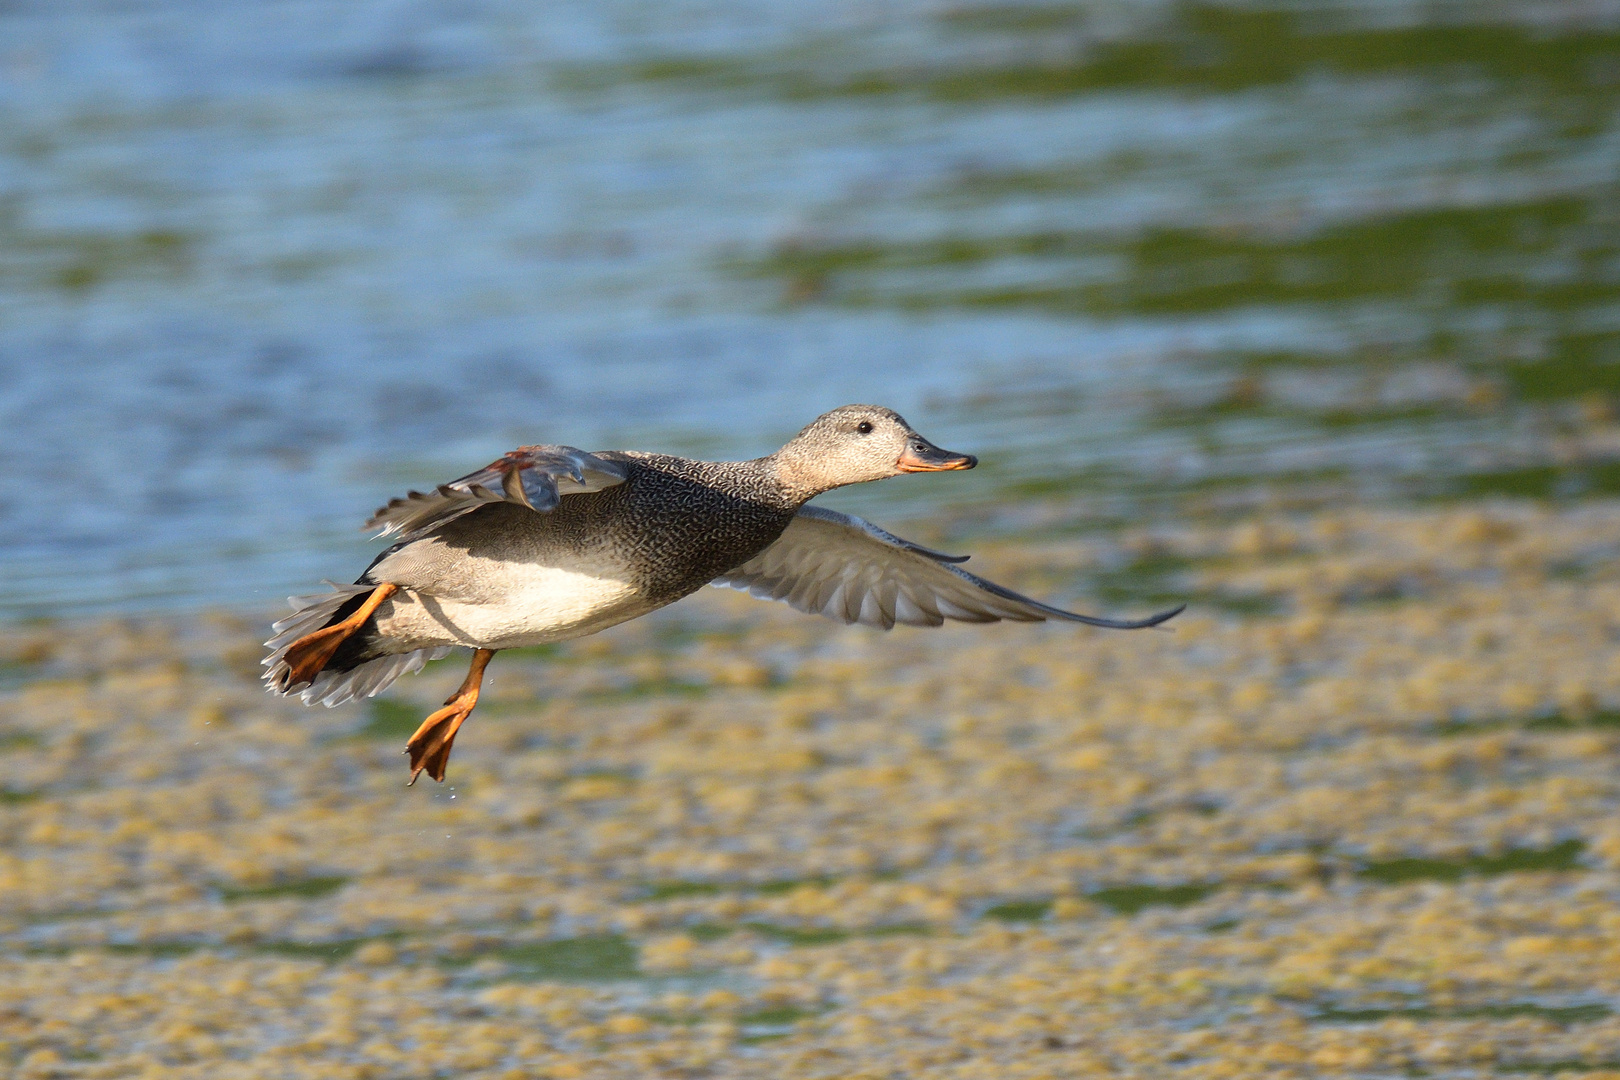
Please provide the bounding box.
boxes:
[302,645,453,708]
[266,581,371,647]
[263,582,452,707]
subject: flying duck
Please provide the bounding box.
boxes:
[264,406,1182,783]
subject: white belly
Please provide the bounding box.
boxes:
[369,547,654,651]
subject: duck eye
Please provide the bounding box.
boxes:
[856,421,873,435]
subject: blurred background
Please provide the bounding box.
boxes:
[4,0,1618,620]
[9,6,1620,1074]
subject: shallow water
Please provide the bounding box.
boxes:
[4,503,1620,1075]
[2,0,1618,617]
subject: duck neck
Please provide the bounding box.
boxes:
[756,450,830,509]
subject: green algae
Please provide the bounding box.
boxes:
[19,932,640,980]
[684,920,928,945]
[356,698,425,741]
[19,932,638,977]
[1525,711,1620,732]
[1088,883,1217,915]
[1507,336,1620,401]
[581,678,711,703]
[754,874,841,895]
[216,875,351,903]
[982,884,1219,920]
[740,922,850,946]
[1434,711,1620,737]
[1499,1061,1620,1075]
[0,223,195,294]
[738,1003,827,1043]
[643,1010,707,1026]
[254,939,366,961]
[670,920,856,945]
[1315,1001,1610,1026]
[983,899,1052,922]
[559,6,1620,104]
[23,939,360,961]
[101,941,210,959]
[1088,553,1280,617]
[741,1005,822,1025]
[482,934,640,981]
[863,922,933,938]
[1143,393,1461,438]
[641,872,844,901]
[1356,839,1585,885]
[644,880,727,900]
[966,446,1620,519]
[0,732,43,753]
[732,192,1620,319]
[1453,463,1620,501]
[503,643,563,661]
[909,843,1586,927]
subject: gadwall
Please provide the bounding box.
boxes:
[264,406,1181,782]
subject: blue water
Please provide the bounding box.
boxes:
[3,1,1616,617]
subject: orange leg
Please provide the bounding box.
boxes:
[406,648,496,785]
[279,583,398,690]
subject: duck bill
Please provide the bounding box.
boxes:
[896,440,978,472]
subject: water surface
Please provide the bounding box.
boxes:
[2,0,1617,617]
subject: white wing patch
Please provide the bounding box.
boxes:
[366,445,627,541]
[713,505,1184,631]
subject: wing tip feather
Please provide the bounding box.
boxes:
[713,506,1189,634]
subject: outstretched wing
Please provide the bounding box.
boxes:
[365,445,627,540]
[712,505,1184,631]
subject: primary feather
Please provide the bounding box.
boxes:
[712,505,1184,631]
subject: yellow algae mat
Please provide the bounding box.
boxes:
[3,504,1620,1079]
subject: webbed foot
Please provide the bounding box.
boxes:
[277,583,398,690]
[406,647,495,784]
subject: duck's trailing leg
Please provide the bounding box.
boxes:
[278,583,398,690]
[406,648,496,785]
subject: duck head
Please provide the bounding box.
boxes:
[771,405,976,499]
